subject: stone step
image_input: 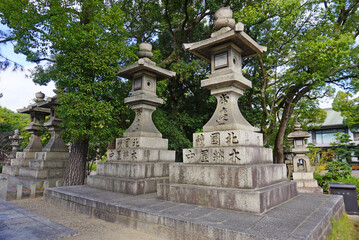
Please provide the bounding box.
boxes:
[183,146,272,165]
[157,181,298,214]
[10,158,30,167]
[0,174,61,188]
[44,185,344,240]
[2,166,20,176]
[297,187,323,194]
[15,151,36,160]
[19,167,65,179]
[107,149,175,162]
[34,152,69,161]
[87,175,169,195]
[169,163,286,189]
[295,179,320,188]
[29,159,67,169]
[96,162,170,179]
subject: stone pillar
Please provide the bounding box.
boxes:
[288,122,323,193]
[86,43,176,195]
[158,7,298,214]
[0,177,8,200]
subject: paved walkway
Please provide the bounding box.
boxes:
[0,199,77,240]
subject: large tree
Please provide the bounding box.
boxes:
[230,0,359,163]
[0,0,133,185]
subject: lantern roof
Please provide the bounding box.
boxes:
[118,43,175,81]
[288,122,311,139]
[183,8,267,62]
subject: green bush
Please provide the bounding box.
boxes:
[314,160,359,199]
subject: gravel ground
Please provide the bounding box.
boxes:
[12,198,161,240]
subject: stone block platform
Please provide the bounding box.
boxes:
[0,198,77,240]
[45,185,344,240]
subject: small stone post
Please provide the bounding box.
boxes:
[16,184,23,200]
[56,180,62,187]
[43,180,50,189]
[30,182,36,198]
[0,177,8,200]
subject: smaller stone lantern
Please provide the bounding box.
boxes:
[7,129,23,164]
[287,122,322,193]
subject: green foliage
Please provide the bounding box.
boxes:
[314,160,355,194]
[0,106,30,161]
[333,91,359,131]
[328,214,359,240]
[331,132,359,163]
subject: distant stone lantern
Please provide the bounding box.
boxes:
[287,122,322,193]
[287,122,311,172]
[8,129,23,161]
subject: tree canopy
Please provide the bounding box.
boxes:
[1,0,358,183]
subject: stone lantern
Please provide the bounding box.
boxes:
[118,42,175,138]
[7,129,23,163]
[183,8,267,132]
[37,91,68,152]
[2,92,50,176]
[288,122,322,193]
[157,7,298,214]
[86,43,176,195]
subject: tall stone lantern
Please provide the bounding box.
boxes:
[158,7,298,214]
[288,122,322,193]
[87,43,176,195]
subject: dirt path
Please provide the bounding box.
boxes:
[12,198,161,240]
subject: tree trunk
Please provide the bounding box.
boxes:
[63,140,89,186]
[273,103,295,164]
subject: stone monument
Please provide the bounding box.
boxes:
[2,92,50,176]
[288,122,323,193]
[87,42,176,195]
[157,7,298,213]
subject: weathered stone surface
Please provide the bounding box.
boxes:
[19,167,64,180]
[169,163,286,189]
[2,166,20,176]
[34,152,69,161]
[107,148,175,162]
[158,181,298,214]
[44,186,344,240]
[115,137,168,149]
[183,146,272,164]
[87,175,169,195]
[29,159,67,169]
[192,129,263,148]
[96,162,170,179]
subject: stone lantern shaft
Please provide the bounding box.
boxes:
[17,92,50,152]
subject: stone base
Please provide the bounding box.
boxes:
[158,181,298,214]
[87,175,169,195]
[19,167,65,179]
[2,165,20,176]
[0,173,62,189]
[169,163,286,189]
[44,185,345,240]
[293,172,323,194]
